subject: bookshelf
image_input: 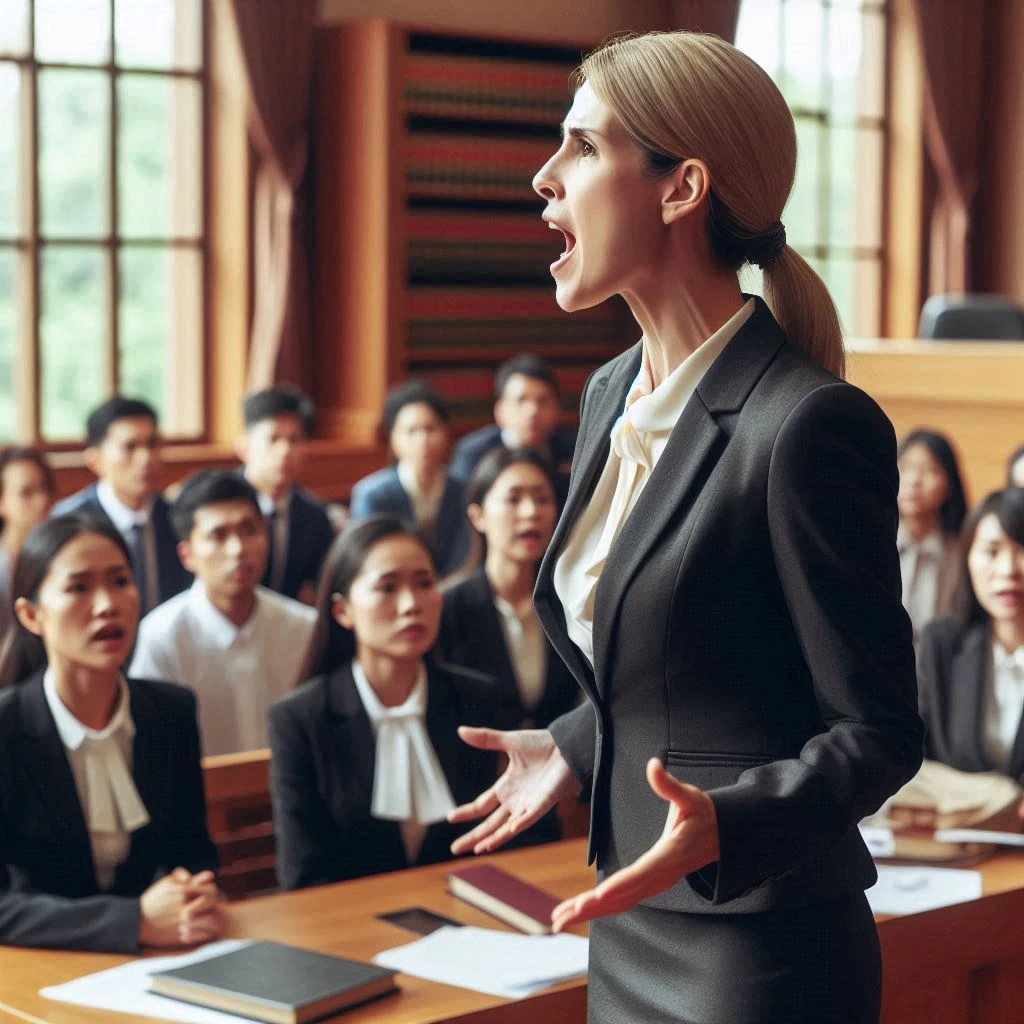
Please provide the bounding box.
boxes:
[311,21,633,444]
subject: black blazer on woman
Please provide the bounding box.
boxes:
[269,660,498,891]
[536,298,924,915]
[440,568,579,732]
[918,617,1024,777]
[0,673,217,952]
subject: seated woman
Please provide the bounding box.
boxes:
[897,429,968,642]
[269,514,497,891]
[919,487,1024,777]
[0,512,222,952]
[349,381,471,579]
[0,447,54,630]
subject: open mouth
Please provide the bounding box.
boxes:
[92,624,126,644]
[517,529,543,543]
[547,222,576,271]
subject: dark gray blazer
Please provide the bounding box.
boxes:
[269,659,499,891]
[918,617,1024,778]
[536,298,923,914]
[0,674,217,952]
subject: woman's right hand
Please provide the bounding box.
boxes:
[138,868,225,947]
[448,727,580,855]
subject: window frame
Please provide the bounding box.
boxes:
[0,0,209,449]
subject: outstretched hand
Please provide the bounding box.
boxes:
[448,726,580,855]
[550,757,719,933]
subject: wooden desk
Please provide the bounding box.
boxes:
[4,840,1024,1024]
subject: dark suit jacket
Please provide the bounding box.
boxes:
[918,617,1024,777]
[536,297,923,914]
[262,486,337,601]
[349,466,470,578]
[52,483,192,607]
[269,660,499,891]
[0,674,217,952]
[450,424,578,507]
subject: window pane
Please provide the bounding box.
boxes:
[781,0,823,111]
[0,64,21,238]
[853,257,882,338]
[827,4,863,119]
[35,0,111,65]
[816,258,855,337]
[40,246,107,440]
[735,0,781,78]
[0,0,30,58]
[118,75,202,239]
[857,11,886,120]
[828,125,883,249]
[119,245,202,436]
[115,0,202,71]
[39,70,110,238]
[0,247,17,439]
[785,118,821,247]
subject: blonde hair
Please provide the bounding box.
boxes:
[577,31,845,378]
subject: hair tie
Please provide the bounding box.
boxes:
[746,221,787,269]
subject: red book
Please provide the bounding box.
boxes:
[447,865,560,935]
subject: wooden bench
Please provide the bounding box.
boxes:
[202,749,277,901]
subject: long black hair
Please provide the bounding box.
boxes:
[897,429,968,535]
[297,514,437,684]
[0,512,134,687]
[951,488,1024,628]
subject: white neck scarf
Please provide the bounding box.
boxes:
[350,660,455,825]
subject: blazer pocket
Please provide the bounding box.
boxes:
[663,750,776,792]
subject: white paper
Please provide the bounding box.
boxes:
[859,824,896,858]
[866,865,982,915]
[41,939,256,1024]
[374,925,589,999]
[934,828,1024,847]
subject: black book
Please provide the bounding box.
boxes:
[148,941,399,1024]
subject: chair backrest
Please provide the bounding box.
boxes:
[202,749,276,901]
[918,294,1024,340]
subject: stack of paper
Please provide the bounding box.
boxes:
[375,925,589,998]
[866,865,982,915]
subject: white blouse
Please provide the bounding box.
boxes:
[492,594,546,715]
[982,643,1024,772]
[897,523,959,642]
[553,300,755,667]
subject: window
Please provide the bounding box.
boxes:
[736,0,887,337]
[0,0,205,445]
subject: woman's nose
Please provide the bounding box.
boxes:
[397,586,420,612]
[533,156,563,201]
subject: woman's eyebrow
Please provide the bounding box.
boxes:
[561,124,605,140]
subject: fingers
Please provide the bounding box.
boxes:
[447,786,500,825]
[450,803,510,855]
[646,758,699,808]
[170,866,192,885]
[184,872,219,901]
[181,894,220,920]
[456,726,511,752]
[471,804,542,855]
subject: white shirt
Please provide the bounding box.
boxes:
[129,581,317,756]
[492,594,546,715]
[96,481,159,613]
[350,660,455,863]
[897,523,958,642]
[554,299,755,667]
[257,491,290,594]
[396,462,446,529]
[982,643,1024,771]
[42,671,150,890]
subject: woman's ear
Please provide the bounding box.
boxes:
[661,158,711,226]
[466,503,485,535]
[14,596,43,637]
[331,592,353,630]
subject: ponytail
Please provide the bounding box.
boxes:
[762,246,845,379]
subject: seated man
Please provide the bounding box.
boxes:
[449,355,577,505]
[130,471,317,757]
[235,386,336,602]
[52,396,190,615]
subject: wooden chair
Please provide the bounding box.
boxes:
[203,749,277,901]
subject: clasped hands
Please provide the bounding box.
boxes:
[138,867,225,948]
[449,727,720,931]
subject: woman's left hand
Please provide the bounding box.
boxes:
[551,757,720,933]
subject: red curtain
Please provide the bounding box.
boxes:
[912,0,987,295]
[667,0,742,40]
[229,0,316,391]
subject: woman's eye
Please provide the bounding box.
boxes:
[576,137,595,157]
[115,574,132,587]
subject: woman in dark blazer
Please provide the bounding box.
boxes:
[440,448,579,845]
[919,488,1024,777]
[269,514,497,891]
[0,513,220,953]
[349,381,471,580]
[447,31,922,1023]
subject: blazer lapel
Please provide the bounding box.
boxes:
[950,624,992,771]
[466,570,523,718]
[535,345,641,704]
[17,673,99,891]
[324,666,378,810]
[591,300,787,689]
[119,681,161,881]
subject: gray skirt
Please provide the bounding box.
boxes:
[587,892,881,1024]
